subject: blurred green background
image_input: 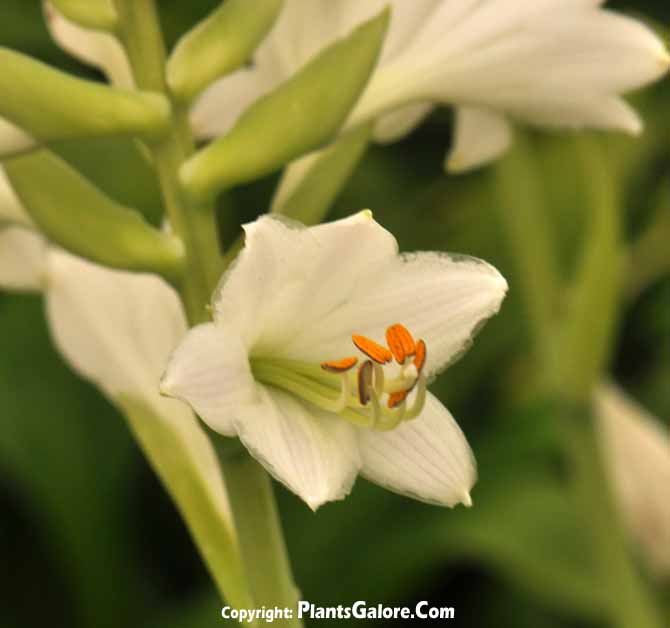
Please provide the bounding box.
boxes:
[1,2,668,627]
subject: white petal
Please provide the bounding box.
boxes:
[0,167,33,227]
[213,211,398,355]
[373,102,433,144]
[359,392,476,507]
[350,3,668,143]
[596,383,670,575]
[502,94,643,136]
[0,226,46,291]
[446,106,513,173]
[160,322,257,437]
[0,117,35,158]
[45,249,186,408]
[286,250,508,378]
[43,2,134,87]
[234,386,361,510]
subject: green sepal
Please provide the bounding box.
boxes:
[167,0,284,103]
[48,0,118,31]
[180,8,390,203]
[4,150,184,279]
[0,48,170,144]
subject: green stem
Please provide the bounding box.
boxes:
[114,0,219,323]
[214,438,303,627]
[113,0,302,619]
[553,139,662,628]
[493,134,560,387]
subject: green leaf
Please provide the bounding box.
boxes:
[167,0,284,103]
[117,396,253,612]
[4,150,184,279]
[180,8,390,203]
[0,47,170,146]
[48,0,118,31]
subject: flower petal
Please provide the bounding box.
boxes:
[213,211,398,355]
[45,249,186,409]
[0,167,32,227]
[350,2,668,143]
[285,250,507,377]
[359,391,476,507]
[596,383,670,575]
[234,385,361,510]
[373,102,433,144]
[160,322,257,437]
[0,116,35,158]
[446,106,513,173]
[0,226,46,291]
[44,2,134,88]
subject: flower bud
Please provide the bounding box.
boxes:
[180,8,390,203]
[168,0,284,103]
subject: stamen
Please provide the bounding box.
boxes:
[357,360,374,405]
[372,363,385,396]
[385,323,416,364]
[352,335,392,364]
[413,339,426,373]
[387,390,408,409]
[320,356,358,373]
[404,375,427,420]
[254,325,429,433]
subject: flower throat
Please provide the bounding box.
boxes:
[251,323,427,431]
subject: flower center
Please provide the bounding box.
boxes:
[251,323,427,431]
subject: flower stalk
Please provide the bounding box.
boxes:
[213,436,303,628]
[112,0,303,618]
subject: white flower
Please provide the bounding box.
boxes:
[41,1,669,172]
[44,249,235,531]
[595,382,670,576]
[0,166,235,538]
[161,211,507,510]
[193,0,670,171]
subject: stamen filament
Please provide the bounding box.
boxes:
[251,330,428,432]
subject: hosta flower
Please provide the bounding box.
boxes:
[596,383,670,576]
[193,0,670,171]
[43,248,236,544]
[0,168,235,543]
[161,211,507,509]
[41,1,669,173]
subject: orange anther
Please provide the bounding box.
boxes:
[385,323,416,364]
[413,339,426,373]
[320,356,358,373]
[352,335,392,364]
[357,360,374,405]
[387,390,408,409]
